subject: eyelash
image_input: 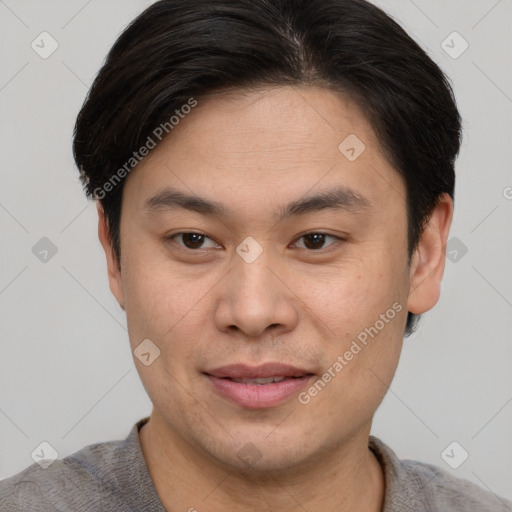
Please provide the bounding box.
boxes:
[166,231,344,252]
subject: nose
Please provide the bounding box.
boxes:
[213,247,299,339]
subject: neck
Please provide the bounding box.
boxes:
[139,411,385,512]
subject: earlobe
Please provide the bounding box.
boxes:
[407,194,453,315]
[96,201,125,310]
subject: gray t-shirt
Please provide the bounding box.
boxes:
[1,416,510,511]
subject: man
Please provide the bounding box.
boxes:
[1,0,510,510]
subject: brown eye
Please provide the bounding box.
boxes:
[294,233,339,250]
[171,232,219,250]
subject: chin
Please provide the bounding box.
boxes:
[221,446,312,475]
[201,426,327,476]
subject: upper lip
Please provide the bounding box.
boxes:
[205,363,315,379]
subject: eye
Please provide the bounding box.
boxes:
[169,232,220,250]
[292,232,341,250]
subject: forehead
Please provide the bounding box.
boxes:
[123,85,405,219]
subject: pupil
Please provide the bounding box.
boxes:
[304,234,325,250]
[183,233,204,249]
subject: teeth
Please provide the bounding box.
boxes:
[231,376,287,384]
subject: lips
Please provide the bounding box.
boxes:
[204,363,315,408]
[206,362,313,379]
[230,376,289,384]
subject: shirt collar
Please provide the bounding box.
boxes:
[369,435,437,511]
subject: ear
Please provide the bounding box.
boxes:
[407,193,453,315]
[97,201,125,310]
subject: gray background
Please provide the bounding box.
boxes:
[1,0,511,502]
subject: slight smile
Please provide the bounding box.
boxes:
[204,363,316,409]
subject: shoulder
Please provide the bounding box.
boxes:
[401,457,512,511]
[0,423,144,512]
[369,436,512,512]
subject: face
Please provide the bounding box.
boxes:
[99,85,450,473]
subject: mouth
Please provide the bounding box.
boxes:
[228,375,304,384]
[204,363,316,408]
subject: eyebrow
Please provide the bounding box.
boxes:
[143,186,372,221]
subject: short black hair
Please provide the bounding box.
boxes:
[73,0,462,336]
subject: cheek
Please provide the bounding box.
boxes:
[305,297,406,428]
[121,250,218,360]
[297,248,409,382]
[298,256,406,335]
[121,255,179,342]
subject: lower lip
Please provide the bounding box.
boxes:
[206,375,313,408]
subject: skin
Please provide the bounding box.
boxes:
[97,85,453,511]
